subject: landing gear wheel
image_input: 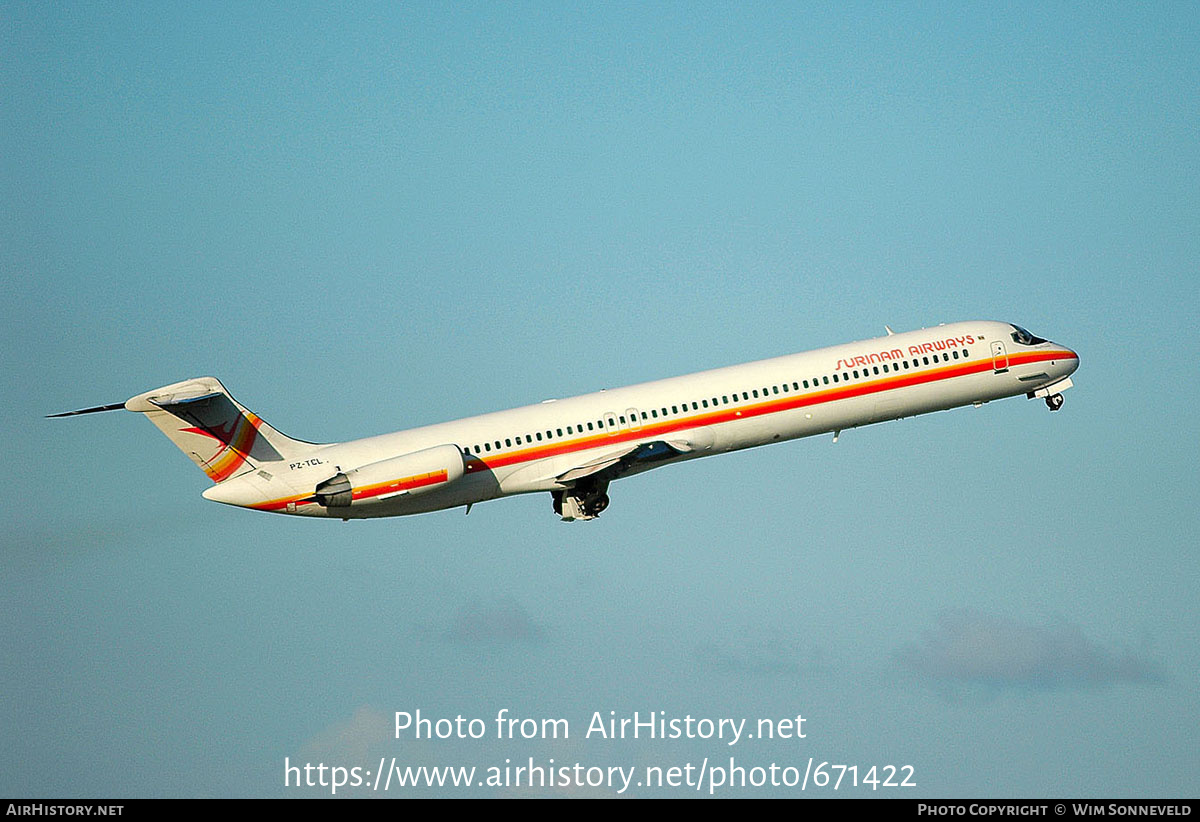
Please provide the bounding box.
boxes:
[555,480,611,521]
[1046,393,1064,411]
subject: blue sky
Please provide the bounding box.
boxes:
[3,2,1198,797]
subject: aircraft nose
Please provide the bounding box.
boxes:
[1055,344,1080,377]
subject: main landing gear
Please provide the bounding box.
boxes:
[1045,393,1064,411]
[552,480,610,522]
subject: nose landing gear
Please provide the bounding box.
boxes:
[1045,393,1064,411]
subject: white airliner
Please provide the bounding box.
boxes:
[52,321,1077,522]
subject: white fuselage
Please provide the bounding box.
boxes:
[203,320,1077,520]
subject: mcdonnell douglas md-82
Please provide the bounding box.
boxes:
[51,321,1078,522]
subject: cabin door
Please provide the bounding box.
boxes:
[991,341,1009,372]
[603,412,619,436]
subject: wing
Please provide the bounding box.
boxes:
[555,438,695,485]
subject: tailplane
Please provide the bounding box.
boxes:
[53,377,319,483]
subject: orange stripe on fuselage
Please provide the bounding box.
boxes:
[246,348,1075,512]
[351,469,450,502]
[249,469,451,511]
[460,348,1075,472]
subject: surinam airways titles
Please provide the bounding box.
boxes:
[50,321,1077,522]
[834,335,977,372]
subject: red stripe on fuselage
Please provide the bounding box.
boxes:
[250,347,1075,511]
[463,348,1074,473]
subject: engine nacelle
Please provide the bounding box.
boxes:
[313,444,464,508]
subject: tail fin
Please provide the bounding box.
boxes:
[123,377,317,483]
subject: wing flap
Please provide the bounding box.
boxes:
[555,439,690,485]
[556,446,639,483]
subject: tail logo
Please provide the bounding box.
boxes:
[184,413,264,482]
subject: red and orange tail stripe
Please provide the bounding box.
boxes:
[189,412,264,483]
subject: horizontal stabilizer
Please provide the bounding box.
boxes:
[151,391,224,409]
[54,376,319,483]
[46,402,126,418]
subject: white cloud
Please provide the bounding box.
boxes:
[300,706,392,764]
[897,610,1163,691]
[440,597,545,645]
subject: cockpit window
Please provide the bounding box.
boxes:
[1010,324,1047,346]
